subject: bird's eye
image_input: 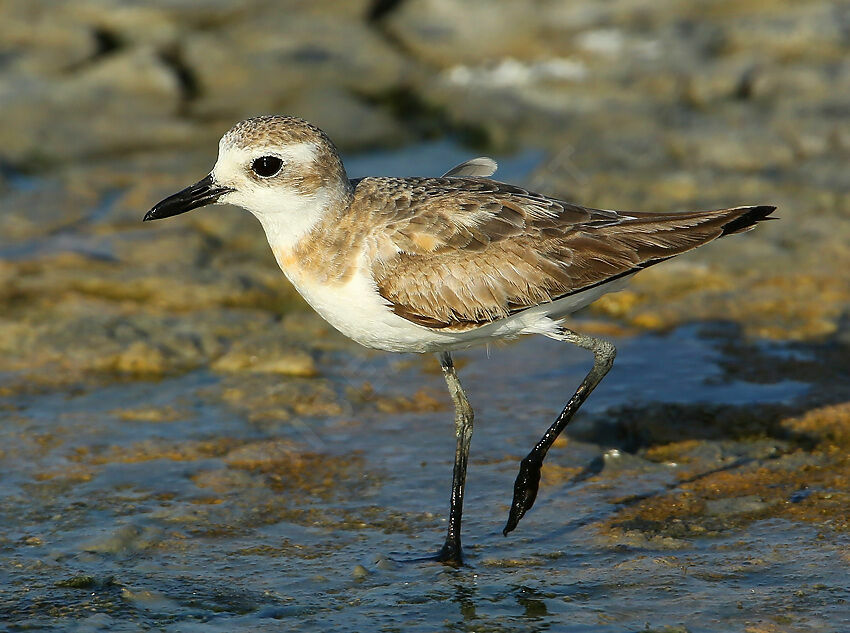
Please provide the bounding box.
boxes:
[251,156,283,178]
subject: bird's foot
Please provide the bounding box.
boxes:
[389,538,463,567]
[503,455,543,536]
[390,538,463,567]
[434,538,463,567]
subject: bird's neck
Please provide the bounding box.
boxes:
[257,179,352,251]
[263,182,361,285]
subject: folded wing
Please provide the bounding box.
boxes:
[356,177,774,329]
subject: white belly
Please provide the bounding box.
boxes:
[280,262,631,354]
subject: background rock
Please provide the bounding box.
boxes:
[0,0,847,369]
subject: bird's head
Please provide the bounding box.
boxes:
[145,115,351,247]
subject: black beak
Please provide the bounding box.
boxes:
[143,174,233,221]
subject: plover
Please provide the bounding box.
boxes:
[145,115,775,565]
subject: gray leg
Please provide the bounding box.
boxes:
[436,351,474,565]
[503,327,616,536]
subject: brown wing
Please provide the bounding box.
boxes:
[355,177,774,329]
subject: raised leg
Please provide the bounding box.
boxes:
[503,327,616,536]
[436,351,474,565]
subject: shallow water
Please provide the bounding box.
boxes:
[3,323,847,632]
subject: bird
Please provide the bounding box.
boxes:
[145,115,776,565]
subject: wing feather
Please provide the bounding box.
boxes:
[350,177,774,329]
[441,157,498,178]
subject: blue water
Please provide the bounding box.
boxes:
[343,138,543,182]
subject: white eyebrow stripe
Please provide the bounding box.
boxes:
[276,142,319,165]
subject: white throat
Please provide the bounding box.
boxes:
[248,186,334,252]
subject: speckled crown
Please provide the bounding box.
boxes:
[220,115,337,153]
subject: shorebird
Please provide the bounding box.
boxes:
[145,115,775,565]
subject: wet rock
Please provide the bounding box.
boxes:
[0,181,99,244]
[0,48,195,165]
[0,307,221,376]
[383,0,549,67]
[782,402,850,448]
[0,4,98,75]
[223,439,302,470]
[679,59,757,108]
[0,2,418,165]
[666,128,796,172]
[719,2,848,60]
[372,555,397,571]
[213,349,317,377]
[55,575,116,589]
[110,406,186,423]
[183,12,408,122]
[571,401,792,455]
[347,382,445,414]
[111,341,170,374]
[80,437,239,466]
[119,587,182,613]
[218,439,375,507]
[284,86,412,150]
[81,524,163,555]
[212,337,318,377]
[590,264,850,341]
[600,402,850,539]
[599,448,667,475]
[704,495,773,517]
[191,467,260,493]
[539,463,584,488]
[215,372,344,421]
